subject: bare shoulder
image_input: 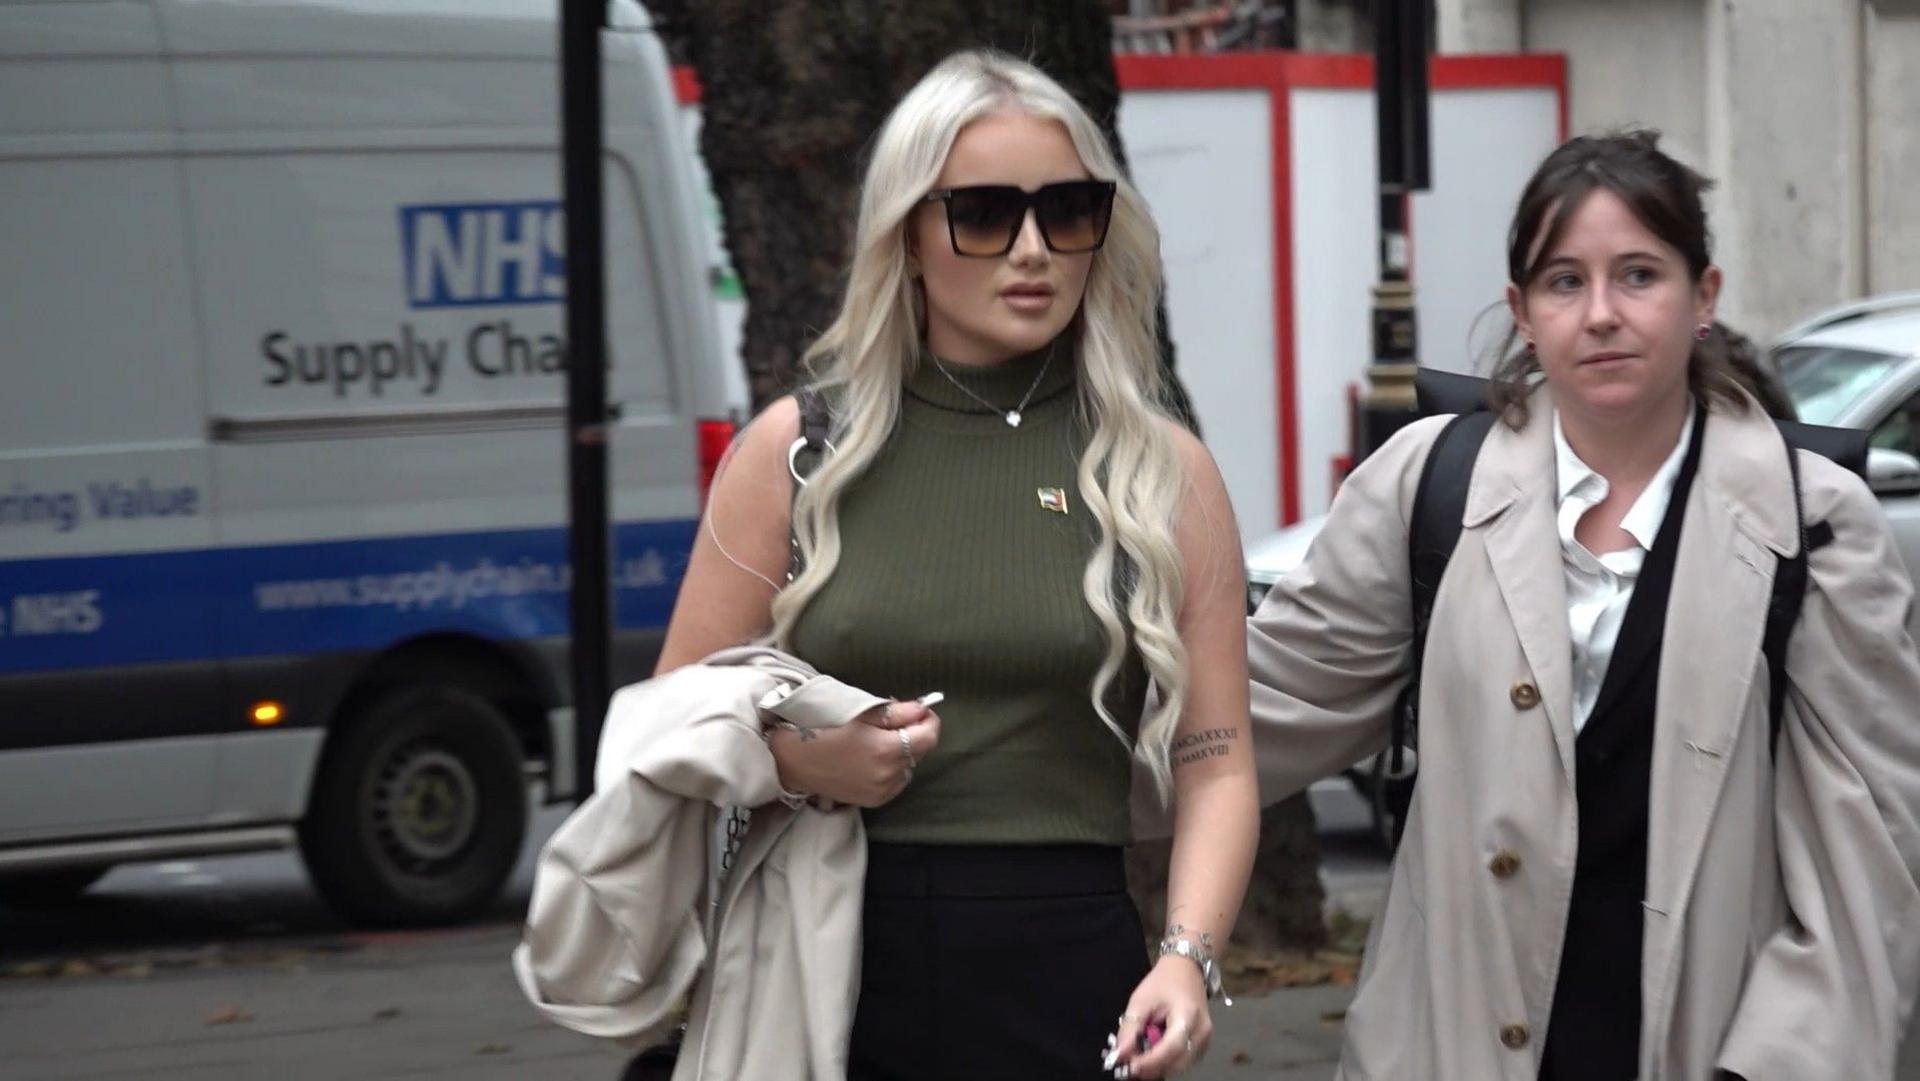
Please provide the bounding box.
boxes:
[703,394,805,535]
[720,395,802,487]
[1158,416,1229,503]
[1156,416,1243,571]
[740,394,803,462]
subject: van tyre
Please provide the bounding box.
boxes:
[300,685,526,927]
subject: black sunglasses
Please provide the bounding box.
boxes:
[920,179,1117,257]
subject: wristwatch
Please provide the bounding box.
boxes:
[1158,937,1230,1005]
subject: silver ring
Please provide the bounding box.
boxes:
[898,728,917,769]
[786,435,837,486]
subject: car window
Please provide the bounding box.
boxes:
[1776,345,1909,426]
[1872,391,1920,456]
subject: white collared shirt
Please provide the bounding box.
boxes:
[1553,408,1694,731]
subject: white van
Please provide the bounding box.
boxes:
[0,0,741,924]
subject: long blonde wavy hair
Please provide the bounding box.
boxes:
[769,49,1191,797]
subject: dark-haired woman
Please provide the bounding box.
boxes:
[1248,130,1920,1080]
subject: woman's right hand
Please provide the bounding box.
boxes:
[767,700,941,808]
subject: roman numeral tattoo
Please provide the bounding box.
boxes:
[1170,726,1240,768]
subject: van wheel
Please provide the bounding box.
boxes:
[299,685,526,927]
[0,866,109,908]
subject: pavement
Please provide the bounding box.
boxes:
[0,915,1356,1081]
[0,790,1376,1080]
[3,786,1917,1079]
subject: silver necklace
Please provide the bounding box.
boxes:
[931,352,1053,428]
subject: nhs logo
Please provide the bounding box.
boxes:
[400,201,566,309]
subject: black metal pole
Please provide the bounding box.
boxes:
[1359,0,1433,462]
[561,0,610,797]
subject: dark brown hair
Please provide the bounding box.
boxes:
[1487,129,1750,425]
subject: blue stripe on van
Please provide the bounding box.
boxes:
[0,520,696,675]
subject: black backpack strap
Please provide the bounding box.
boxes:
[785,388,833,583]
[1762,420,1861,757]
[1761,439,1817,758]
[1414,366,1497,416]
[1384,409,1497,846]
[1775,418,1870,481]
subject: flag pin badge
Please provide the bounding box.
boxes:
[1037,487,1069,515]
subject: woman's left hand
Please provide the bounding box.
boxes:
[1106,956,1212,1079]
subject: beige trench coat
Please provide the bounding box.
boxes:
[513,646,888,1081]
[1249,390,1920,1080]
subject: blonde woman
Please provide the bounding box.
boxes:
[655,50,1258,1081]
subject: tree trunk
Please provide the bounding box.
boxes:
[644,0,1318,950]
[646,0,1190,423]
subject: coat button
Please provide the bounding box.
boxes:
[1488,850,1522,878]
[1500,1023,1530,1050]
[1510,681,1540,709]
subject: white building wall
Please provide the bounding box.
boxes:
[1435,0,1521,53]
[1868,4,1920,294]
[1705,0,1867,337]
[1525,0,1707,165]
[1426,0,1919,339]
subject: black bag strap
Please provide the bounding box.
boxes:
[1394,415,1826,808]
[1385,369,1850,822]
[785,387,833,583]
[1408,412,1498,648]
[1384,409,1497,846]
[1762,439,1826,758]
[1776,418,1870,481]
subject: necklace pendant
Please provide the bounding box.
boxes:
[1005,410,1022,428]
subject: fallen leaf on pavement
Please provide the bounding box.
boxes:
[475,1043,511,1055]
[205,1007,254,1026]
[1231,1049,1253,1064]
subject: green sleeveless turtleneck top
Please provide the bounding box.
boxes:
[788,344,1147,846]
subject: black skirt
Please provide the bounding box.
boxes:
[848,843,1151,1081]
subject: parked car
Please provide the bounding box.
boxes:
[1247,292,1920,846]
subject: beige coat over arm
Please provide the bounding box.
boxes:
[1249,389,1920,1080]
[512,646,888,1081]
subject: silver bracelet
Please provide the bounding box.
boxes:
[1158,937,1230,1005]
